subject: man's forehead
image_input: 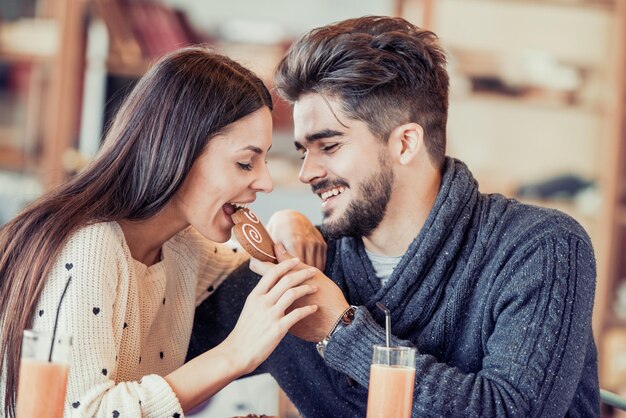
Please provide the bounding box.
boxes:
[293,93,348,140]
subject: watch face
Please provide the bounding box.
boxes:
[342,307,356,324]
[317,306,356,359]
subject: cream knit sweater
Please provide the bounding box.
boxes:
[22,221,248,417]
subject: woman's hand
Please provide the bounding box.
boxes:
[251,247,349,342]
[221,257,318,374]
[267,209,326,271]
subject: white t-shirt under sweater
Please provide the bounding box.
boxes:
[9,221,248,418]
[364,248,402,287]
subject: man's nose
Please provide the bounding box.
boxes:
[299,153,325,184]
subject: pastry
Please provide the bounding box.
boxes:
[231,207,277,263]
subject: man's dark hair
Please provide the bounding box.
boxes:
[275,16,449,169]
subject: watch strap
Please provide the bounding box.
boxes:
[316,305,357,358]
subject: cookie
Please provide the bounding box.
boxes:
[231,208,277,263]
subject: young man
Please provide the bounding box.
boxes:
[189,16,599,417]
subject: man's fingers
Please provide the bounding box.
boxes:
[315,246,327,271]
[297,244,311,267]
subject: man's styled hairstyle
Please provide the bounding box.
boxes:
[275,16,449,169]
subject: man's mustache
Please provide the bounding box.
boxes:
[311,179,350,195]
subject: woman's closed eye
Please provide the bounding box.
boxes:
[237,162,253,171]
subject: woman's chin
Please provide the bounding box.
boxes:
[209,229,232,243]
[213,233,232,244]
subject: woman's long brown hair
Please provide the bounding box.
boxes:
[0,46,272,417]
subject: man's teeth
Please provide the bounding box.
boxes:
[319,187,345,201]
[231,203,249,209]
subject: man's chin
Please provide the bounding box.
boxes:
[321,219,351,239]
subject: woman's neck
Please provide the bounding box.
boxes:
[118,207,189,266]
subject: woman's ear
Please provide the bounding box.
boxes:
[388,123,424,165]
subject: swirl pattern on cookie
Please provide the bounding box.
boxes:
[241,223,276,261]
[231,207,277,263]
[244,210,260,223]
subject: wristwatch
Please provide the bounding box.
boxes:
[316,306,357,358]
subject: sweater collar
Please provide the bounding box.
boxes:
[333,157,479,333]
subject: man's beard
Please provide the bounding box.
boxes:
[321,154,394,239]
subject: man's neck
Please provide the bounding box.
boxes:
[362,169,441,257]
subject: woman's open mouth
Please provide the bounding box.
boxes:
[222,202,249,216]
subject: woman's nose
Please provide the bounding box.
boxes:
[253,163,273,193]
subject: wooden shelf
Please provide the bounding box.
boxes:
[457,0,615,11]
[106,55,153,78]
[0,49,54,65]
[0,0,86,190]
[0,18,59,64]
[453,91,603,113]
[531,0,614,10]
[605,317,626,330]
[0,145,33,171]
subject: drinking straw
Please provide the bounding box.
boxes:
[48,276,72,362]
[376,302,391,348]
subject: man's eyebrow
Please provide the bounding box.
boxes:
[305,129,344,143]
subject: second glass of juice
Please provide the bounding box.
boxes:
[366,345,416,418]
[16,330,72,418]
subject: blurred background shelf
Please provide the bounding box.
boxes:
[0,0,85,191]
[0,50,54,64]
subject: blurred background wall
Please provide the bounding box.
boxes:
[0,0,625,416]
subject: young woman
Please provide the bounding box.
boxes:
[0,46,322,417]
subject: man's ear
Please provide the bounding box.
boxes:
[388,123,424,165]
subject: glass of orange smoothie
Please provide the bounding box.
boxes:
[16,330,72,418]
[366,345,416,418]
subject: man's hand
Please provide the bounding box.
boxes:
[250,244,349,342]
[266,209,327,271]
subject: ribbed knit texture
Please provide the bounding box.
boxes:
[3,221,246,417]
[189,158,599,418]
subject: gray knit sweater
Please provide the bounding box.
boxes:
[188,158,599,417]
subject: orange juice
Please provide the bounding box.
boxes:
[366,363,416,418]
[16,358,70,418]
